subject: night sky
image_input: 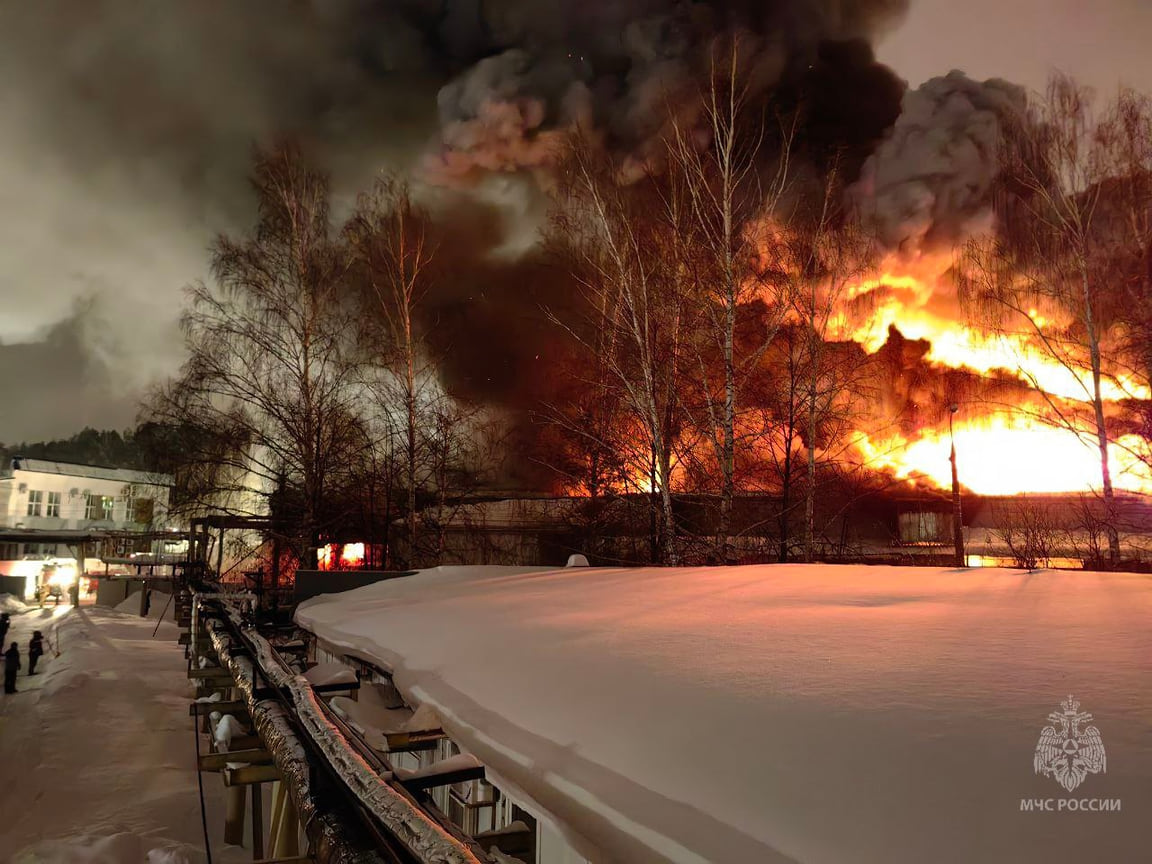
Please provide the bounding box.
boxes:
[0,0,1149,442]
[879,0,1152,94]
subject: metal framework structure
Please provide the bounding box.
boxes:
[183,585,498,864]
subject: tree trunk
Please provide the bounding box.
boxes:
[405,320,419,566]
[648,451,659,565]
[804,384,817,563]
[1082,265,1121,563]
[778,337,800,563]
[658,450,678,566]
[778,443,792,563]
[382,466,394,570]
[718,284,736,564]
[715,159,737,564]
[804,310,819,563]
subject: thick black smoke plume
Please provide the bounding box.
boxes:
[426,0,909,178]
[0,0,910,445]
[415,0,911,416]
[853,71,1027,252]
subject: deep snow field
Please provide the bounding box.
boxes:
[297,564,1152,864]
[0,598,245,864]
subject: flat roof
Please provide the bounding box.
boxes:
[0,528,177,544]
[297,564,1152,863]
[3,458,172,486]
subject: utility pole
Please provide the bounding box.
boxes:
[949,404,965,567]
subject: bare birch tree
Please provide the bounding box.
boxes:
[547,136,686,564]
[153,144,364,566]
[345,178,493,566]
[1094,88,1152,480]
[961,75,1143,562]
[784,168,877,561]
[344,177,438,564]
[665,41,794,562]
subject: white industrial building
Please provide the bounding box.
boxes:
[0,457,174,598]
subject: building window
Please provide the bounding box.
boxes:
[46,491,61,518]
[131,497,155,525]
[0,543,18,561]
[897,509,951,545]
[26,490,43,517]
[85,494,115,521]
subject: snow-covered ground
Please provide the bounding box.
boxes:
[296,564,1152,864]
[0,592,28,614]
[0,603,246,863]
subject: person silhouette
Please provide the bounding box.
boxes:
[3,641,20,694]
[28,631,44,675]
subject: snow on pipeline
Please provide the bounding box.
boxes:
[295,564,1152,864]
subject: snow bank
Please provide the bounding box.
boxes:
[297,564,1152,864]
[212,713,246,751]
[394,752,483,781]
[302,660,358,687]
[0,592,28,613]
[406,701,443,732]
[330,683,414,751]
[1,607,247,863]
[9,832,196,864]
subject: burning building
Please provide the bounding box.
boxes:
[35,1,1144,569]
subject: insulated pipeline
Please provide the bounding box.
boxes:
[202,615,386,864]
[199,600,485,864]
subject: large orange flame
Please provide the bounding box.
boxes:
[857,418,1152,495]
[558,251,1150,499]
[836,257,1149,403]
[840,255,1151,495]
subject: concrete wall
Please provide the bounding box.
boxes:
[96,578,132,608]
[294,569,415,605]
[0,574,26,601]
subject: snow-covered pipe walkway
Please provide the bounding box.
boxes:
[201,614,384,864]
[199,598,485,864]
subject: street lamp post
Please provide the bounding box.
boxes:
[949,404,965,567]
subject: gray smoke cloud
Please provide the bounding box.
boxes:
[0,0,910,444]
[429,0,912,179]
[0,0,435,442]
[0,300,139,442]
[852,70,1027,252]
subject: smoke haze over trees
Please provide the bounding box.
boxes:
[0,0,908,440]
[0,0,1018,452]
[3,2,1152,567]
